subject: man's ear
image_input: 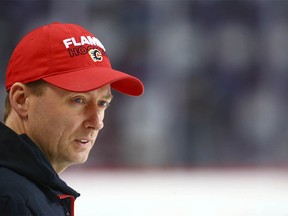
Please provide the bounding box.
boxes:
[9,82,29,119]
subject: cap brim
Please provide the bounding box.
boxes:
[42,67,144,96]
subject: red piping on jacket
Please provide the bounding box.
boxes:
[58,194,75,216]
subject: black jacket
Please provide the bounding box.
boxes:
[0,122,80,216]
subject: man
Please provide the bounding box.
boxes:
[0,22,144,215]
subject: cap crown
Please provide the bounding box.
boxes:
[6,23,111,91]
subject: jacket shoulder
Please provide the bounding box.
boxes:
[0,167,66,215]
[0,167,34,200]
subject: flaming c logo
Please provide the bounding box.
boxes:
[89,49,103,62]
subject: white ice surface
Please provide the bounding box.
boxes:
[61,168,288,216]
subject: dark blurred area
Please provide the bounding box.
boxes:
[1,0,288,168]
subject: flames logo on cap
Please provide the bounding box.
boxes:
[89,49,103,62]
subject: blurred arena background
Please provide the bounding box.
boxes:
[1,0,288,215]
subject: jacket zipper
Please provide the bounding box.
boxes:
[58,194,75,216]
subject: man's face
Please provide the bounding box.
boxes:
[25,83,113,173]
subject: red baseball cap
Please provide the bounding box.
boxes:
[5,22,144,96]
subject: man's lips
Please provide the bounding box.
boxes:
[75,138,93,145]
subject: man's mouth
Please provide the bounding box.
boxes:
[75,138,92,145]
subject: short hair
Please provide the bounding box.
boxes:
[3,80,47,122]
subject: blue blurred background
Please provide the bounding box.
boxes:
[1,0,288,169]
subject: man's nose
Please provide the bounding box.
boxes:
[83,109,104,131]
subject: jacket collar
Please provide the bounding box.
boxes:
[0,122,80,198]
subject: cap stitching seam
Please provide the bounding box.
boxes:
[48,25,53,73]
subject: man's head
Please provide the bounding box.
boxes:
[4,22,144,173]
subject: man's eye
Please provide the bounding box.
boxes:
[73,97,85,104]
[98,100,110,108]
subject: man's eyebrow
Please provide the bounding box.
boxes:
[102,94,113,101]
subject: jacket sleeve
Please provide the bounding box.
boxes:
[0,197,33,216]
